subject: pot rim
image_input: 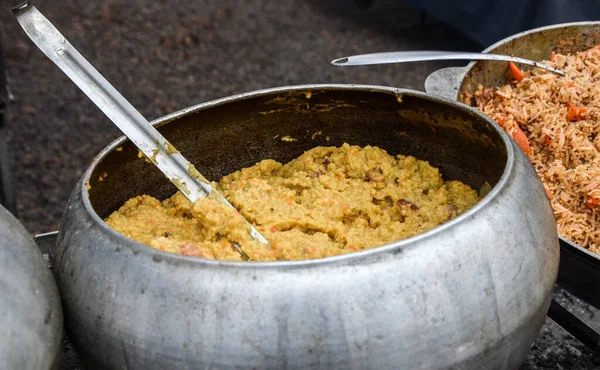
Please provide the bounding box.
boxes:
[78,84,515,268]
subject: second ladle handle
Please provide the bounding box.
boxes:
[331,50,565,76]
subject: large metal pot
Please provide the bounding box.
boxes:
[0,205,63,369]
[425,22,600,311]
[53,84,559,369]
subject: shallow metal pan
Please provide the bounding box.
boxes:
[425,22,600,310]
[425,22,600,353]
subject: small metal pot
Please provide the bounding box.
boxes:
[54,84,559,370]
[0,205,63,369]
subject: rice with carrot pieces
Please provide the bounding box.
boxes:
[472,45,600,256]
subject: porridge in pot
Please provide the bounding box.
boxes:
[105,143,480,261]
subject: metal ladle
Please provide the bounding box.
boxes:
[13,1,270,259]
[331,50,565,76]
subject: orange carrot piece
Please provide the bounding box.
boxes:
[549,52,556,62]
[544,135,552,145]
[586,195,600,208]
[544,185,552,200]
[495,117,507,128]
[509,125,531,155]
[567,103,587,121]
[509,62,525,82]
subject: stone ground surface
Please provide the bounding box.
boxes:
[0,0,598,368]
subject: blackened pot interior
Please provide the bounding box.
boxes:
[86,86,508,221]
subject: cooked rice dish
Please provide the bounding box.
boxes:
[473,46,600,256]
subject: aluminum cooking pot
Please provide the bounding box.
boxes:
[0,205,63,369]
[53,84,559,370]
[425,22,600,311]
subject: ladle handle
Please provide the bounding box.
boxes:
[13,1,269,247]
[12,1,211,202]
[331,51,565,76]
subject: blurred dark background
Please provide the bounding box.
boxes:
[402,0,600,47]
[0,1,599,369]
